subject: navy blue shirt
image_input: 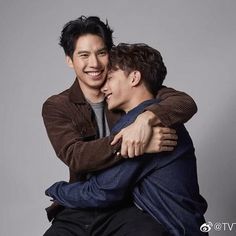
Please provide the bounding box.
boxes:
[46,99,208,236]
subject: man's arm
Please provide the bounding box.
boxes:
[42,87,195,173]
[146,86,197,127]
[45,156,151,208]
[45,124,188,209]
[112,87,197,157]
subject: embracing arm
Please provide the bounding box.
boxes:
[146,86,197,127]
[112,87,197,156]
[42,87,196,173]
[45,157,150,208]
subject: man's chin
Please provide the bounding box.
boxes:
[107,102,116,111]
[107,104,123,112]
[107,104,114,110]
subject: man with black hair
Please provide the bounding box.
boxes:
[43,16,198,235]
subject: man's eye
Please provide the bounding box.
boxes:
[79,54,88,58]
[99,51,107,56]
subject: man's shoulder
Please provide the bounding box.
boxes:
[44,88,70,106]
[42,87,73,116]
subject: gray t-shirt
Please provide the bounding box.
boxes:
[86,99,110,138]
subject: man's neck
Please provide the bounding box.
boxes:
[124,91,154,113]
[78,81,104,103]
[85,91,104,103]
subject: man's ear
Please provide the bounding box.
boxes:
[129,71,141,87]
[66,56,74,69]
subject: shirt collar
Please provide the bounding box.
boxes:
[69,79,87,104]
[111,99,160,134]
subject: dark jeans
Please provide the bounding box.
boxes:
[44,205,168,236]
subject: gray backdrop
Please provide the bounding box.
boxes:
[1,0,235,235]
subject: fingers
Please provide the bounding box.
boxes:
[120,142,128,158]
[120,141,144,158]
[152,127,178,141]
[121,141,135,158]
[161,139,178,146]
[112,132,143,158]
[113,127,176,158]
[111,132,122,145]
[160,133,178,141]
[135,141,143,157]
[120,138,177,157]
[157,127,176,134]
[127,143,135,158]
[156,137,177,152]
[159,146,175,152]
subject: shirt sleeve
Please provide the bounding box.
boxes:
[45,157,150,208]
[145,86,197,126]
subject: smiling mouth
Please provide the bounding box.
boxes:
[86,71,103,77]
[105,93,112,101]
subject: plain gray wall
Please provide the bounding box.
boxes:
[1,0,235,235]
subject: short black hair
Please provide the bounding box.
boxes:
[109,43,167,96]
[59,16,114,59]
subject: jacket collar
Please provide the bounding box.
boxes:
[69,79,87,104]
[68,78,123,127]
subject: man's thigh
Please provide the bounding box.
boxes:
[43,208,91,236]
[90,205,168,236]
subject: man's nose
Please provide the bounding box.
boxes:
[101,82,108,93]
[89,55,99,67]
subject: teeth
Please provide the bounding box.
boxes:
[106,94,112,100]
[87,71,101,76]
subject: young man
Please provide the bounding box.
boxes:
[43,16,198,235]
[46,43,208,236]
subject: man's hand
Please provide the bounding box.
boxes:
[111,111,177,158]
[145,127,177,153]
[111,119,152,158]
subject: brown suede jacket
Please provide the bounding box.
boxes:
[42,79,197,220]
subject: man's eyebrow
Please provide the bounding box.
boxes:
[77,47,107,55]
[77,50,90,55]
[97,47,108,52]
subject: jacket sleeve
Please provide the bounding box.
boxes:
[45,157,148,208]
[42,98,122,174]
[145,86,197,126]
